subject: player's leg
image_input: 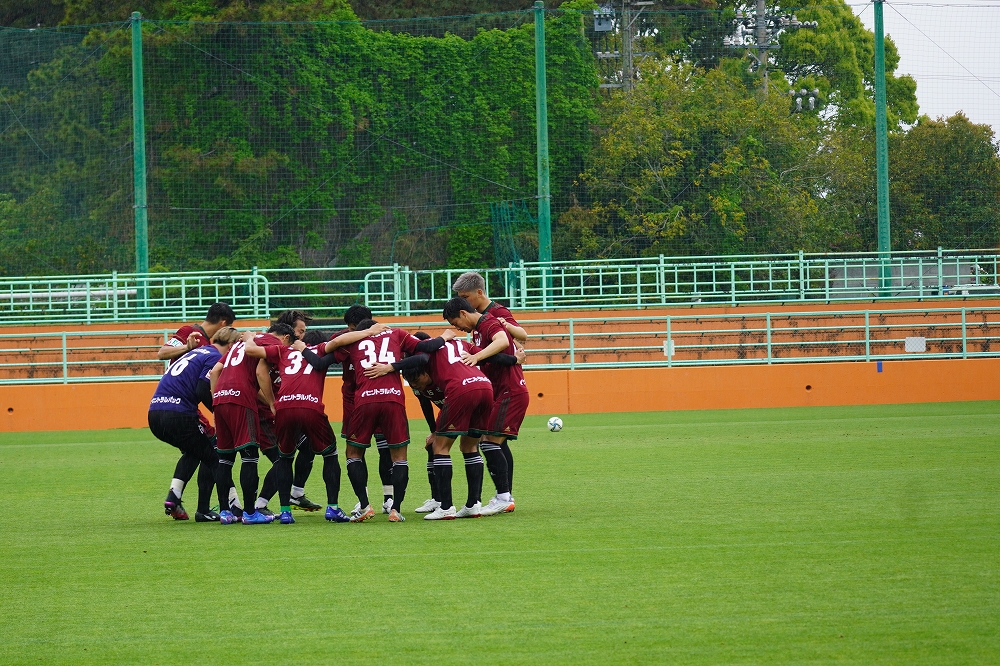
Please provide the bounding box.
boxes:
[272,409,303,524]
[255,446,281,517]
[457,436,484,517]
[480,391,527,516]
[500,440,514,496]
[380,404,410,521]
[425,434,458,520]
[291,435,321,510]
[345,404,378,521]
[235,407,271,525]
[305,413,348,523]
[375,432,393,513]
[148,410,195,520]
[414,436,439,513]
[211,404,241,523]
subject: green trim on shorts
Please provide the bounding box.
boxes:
[216,440,259,452]
[278,450,296,459]
[480,431,516,441]
[317,444,338,456]
[434,431,464,439]
[347,440,372,448]
[387,439,410,449]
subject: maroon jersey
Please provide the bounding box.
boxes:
[264,343,329,413]
[254,333,283,420]
[471,313,528,396]
[330,329,357,405]
[483,300,519,327]
[413,381,446,408]
[423,339,493,399]
[165,324,210,365]
[213,338,261,410]
[335,328,420,408]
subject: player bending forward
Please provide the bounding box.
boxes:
[148,326,239,522]
[445,297,529,515]
[242,324,381,524]
[365,331,523,519]
[328,319,446,522]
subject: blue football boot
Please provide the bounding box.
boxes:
[279,511,295,525]
[219,510,237,525]
[241,510,274,525]
[325,506,350,523]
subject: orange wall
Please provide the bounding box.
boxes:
[2,358,998,433]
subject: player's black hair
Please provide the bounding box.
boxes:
[412,331,431,340]
[301,329,328,346]
[442,297,477,320]
[355,318,377,331]
[401,365,429,386]
[267,322,297,342]
[205,302,236,325]
[275,309,312,327]
[344,305,373,327]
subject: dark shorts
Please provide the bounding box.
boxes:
[213,403,260,452]
[482,390,530,440]
[435,386,495,439]
[275,408,336,457]
[258,412,278,451]
[346,402,409,449]
[148,410,216,462]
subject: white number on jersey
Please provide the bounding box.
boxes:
[358,337,396,369]
[168,351,197,376]
[284,350,314,375]
[224,341,246,368]
[444,340,465,364]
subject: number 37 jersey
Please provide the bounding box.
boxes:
[335,328,420,408]
[263,344,331,412]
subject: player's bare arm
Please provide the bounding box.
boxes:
[322,323,388,353]
[209,361,223,393]
[255,359,275,414]
[497,317,528,343]
[241,332,267,359]
[156,332,200,361]
[462,329,508,366]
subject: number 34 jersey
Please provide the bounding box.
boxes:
[334,328,421,408]
[263,344,331,413]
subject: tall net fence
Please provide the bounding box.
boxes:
[1,3,1000,280]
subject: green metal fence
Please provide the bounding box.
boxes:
[1,305,997,385]
[1,249,999,324]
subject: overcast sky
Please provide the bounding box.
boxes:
[851,1,1000,132]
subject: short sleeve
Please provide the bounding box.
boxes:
[398,330,420,355]
[263,345,282,365]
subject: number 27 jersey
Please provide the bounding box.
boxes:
[335,328,420,408]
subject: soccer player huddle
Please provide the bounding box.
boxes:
[147,272,529,525]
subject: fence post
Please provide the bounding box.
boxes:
[666,315,672,368]
[798,250,805,301]
[730,263,736,305]
[180,277,186,321]
[659,254,666,305]
[131,12,149,314]
[85,281,92,325]
[874,0,892,296]
[766,312,772,364]
[864,310,871,361]
[112,271,119,322]
[568,318,575,370]
[62,332,68,384]
[251,266,260,318]
[961,307,967,359]
[937,246,944,295]
[519,259,528,309]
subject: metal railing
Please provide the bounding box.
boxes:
[2,249,1000,324]
[1,306,998,384]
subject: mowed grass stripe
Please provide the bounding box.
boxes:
[0,403,998,664]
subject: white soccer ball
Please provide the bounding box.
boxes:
[547,416,563,432]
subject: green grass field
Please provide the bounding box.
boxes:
[1,402,998,664]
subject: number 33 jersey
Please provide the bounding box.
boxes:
[263,343,331,413]
[335,328,421,408]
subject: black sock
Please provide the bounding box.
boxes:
[500,441,514,493]
[462,451,484,508]
[390,460,409,513]
[432,454,453,509]
[426,448,437,501]
[239,447,260,511]
[216,453,236,511]
[195,461,214,513]
[276,457,293,507]
[377,441,392,501]
[173,452,199,485]
[322,452,341,506]
[480,442,510,496]
[293,444,315,489]
[259,447,280,501]
[346,457,369,508]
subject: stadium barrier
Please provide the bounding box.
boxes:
[2,304,999,384]
[3,358,999,433]
[2,249,1000,324]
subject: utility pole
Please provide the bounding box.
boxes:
[755,0,768,93]
[131,11,149,311]
[874,0,892,294]
[724,4,817,94]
